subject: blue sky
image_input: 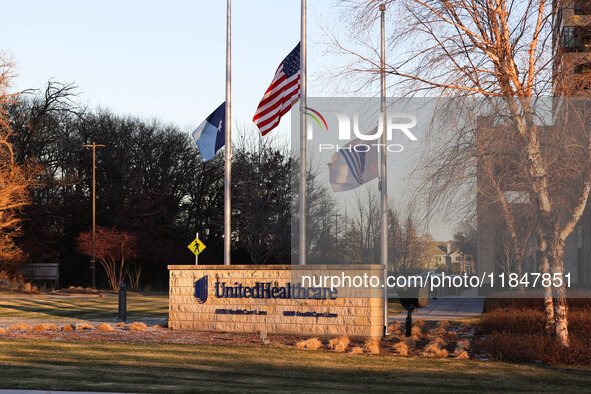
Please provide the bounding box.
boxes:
[0,1,456,238]
[0,0,337,136]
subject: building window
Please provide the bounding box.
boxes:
[575,63,591,90]
[563,26,591,51]
[575,0,591,15]
[455,256,461,262]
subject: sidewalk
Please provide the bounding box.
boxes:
[389,289,485,322]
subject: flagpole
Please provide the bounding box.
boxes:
[224,0,232,266]
[299,0,307,266]
[379,3,388,335]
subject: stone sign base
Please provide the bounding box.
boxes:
[168,265,385,338]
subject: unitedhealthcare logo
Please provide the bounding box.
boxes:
[193,275,338,301]
[194,275,208,303]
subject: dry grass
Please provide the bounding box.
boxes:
[76,323,94,330]
[431,321,450,336]
[456,339,470,350]
[296,338,322,350]
[150,325,164,330]
[363,338,380,355]
[349,346,364,355]
[96,323,115,332]
[446,331,457,340]
[477,299,591,364]
[61,324,74,332]
[31,324,60,332]
[8,323,32,331]
[0,327,6,335]
[408,326,422,341]
[129,322,148,332]
[328,336,350,353]
[403,337,416,348]
[394,341,409,356]
[424,338,449,358]
[388,321,403,336]
[115,322,126,328]
[455,350,470,360]
[430,327,447,336]
[414,319,425,328]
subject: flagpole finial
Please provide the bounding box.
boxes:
[379,3,386,12]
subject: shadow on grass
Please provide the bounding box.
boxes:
[0,295,168,322]
[0,340,590,393]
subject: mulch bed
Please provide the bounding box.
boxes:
[0,320,477,358]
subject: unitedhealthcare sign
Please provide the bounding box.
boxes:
[194,275,338,301]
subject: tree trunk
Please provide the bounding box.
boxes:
[551,245,569,347]
[537,232,554,334]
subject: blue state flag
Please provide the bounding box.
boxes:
[192,102,225,161]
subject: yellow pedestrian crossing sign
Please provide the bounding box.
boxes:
[188,237,206,256]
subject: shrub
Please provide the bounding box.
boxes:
[328,336,350,352]
[403,337,416,348]
[363,338,380,355]
[437,320,450,330]
[394,341,408,356]
[296,338,322,350]
[0,327,7,335]
[455,350,469,360]
[456,339,470,350]
[476,298,591,365]
[8,323,31,331]
[424,337,448,358]
[349,346,364,355]
[431,327,447,336]
[61,324,74,332]
[410,325,422,341]
[96,323,114,332]
[76,323,94,330]
[129,322,147,332]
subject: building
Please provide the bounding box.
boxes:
[424,242,475,275]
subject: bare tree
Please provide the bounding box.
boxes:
[0,55,41,271]
[330,0,590,346]
[76,227,138,290]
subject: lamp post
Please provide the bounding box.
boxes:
[83,142,105,289]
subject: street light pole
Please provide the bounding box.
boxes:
[83,142,105,289]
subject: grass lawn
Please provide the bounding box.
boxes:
[0,339,589,393]
[0,293,168,323]
[0,294,402,324]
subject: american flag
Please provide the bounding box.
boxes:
[253,43,300,135]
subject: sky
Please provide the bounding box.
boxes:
[0,0,456,240]
[0,0,337,135]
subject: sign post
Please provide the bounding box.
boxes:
[187,234,206,265]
